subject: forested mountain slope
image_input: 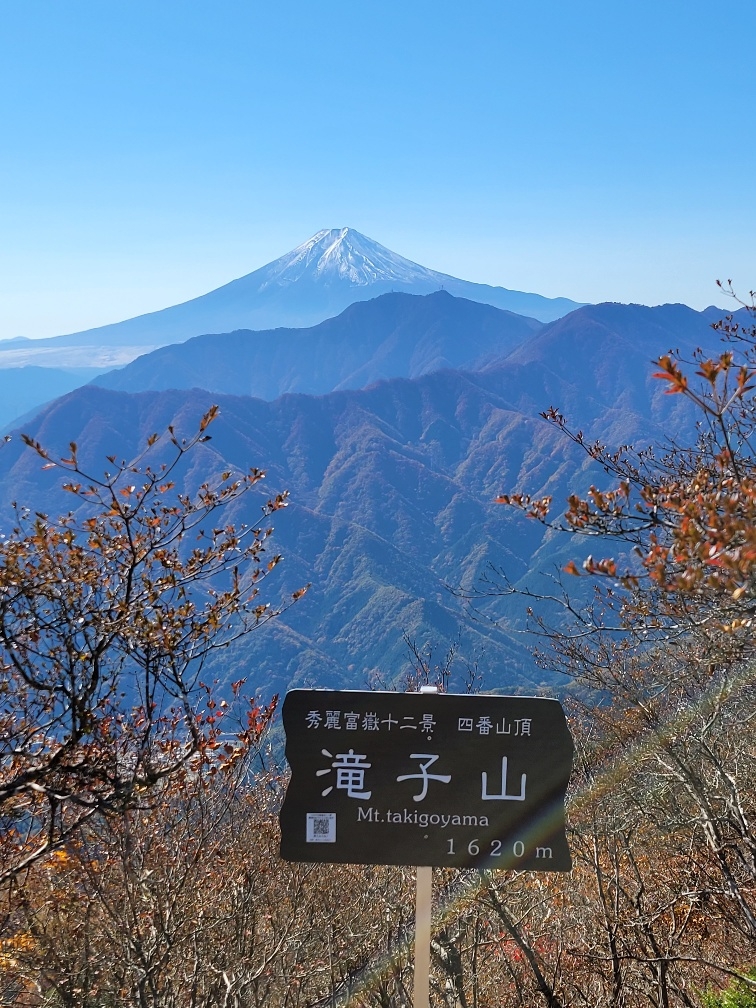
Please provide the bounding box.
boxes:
[0,299,713,699]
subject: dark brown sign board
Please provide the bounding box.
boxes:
[279,689,573,871]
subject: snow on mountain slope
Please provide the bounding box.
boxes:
[257,228,449,287]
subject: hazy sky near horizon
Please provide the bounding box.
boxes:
[1,0,754,340]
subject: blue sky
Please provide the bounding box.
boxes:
[1,0,754,339]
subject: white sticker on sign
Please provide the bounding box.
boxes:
[306,812,336,842]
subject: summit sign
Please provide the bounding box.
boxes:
[279,690,573,871]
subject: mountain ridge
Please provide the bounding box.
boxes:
[91,290,543,400]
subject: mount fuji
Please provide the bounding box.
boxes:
[0,229,584,370]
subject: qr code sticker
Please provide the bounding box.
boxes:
[306,812,336,843]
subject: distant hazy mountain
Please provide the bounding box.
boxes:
[0,300,715,700]
[92,291,543,399]
[0,366,104,432]
[0,228,584,370]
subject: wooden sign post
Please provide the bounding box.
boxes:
[414,865,432,1008]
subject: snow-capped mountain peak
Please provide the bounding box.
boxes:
[258,227,443,289]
